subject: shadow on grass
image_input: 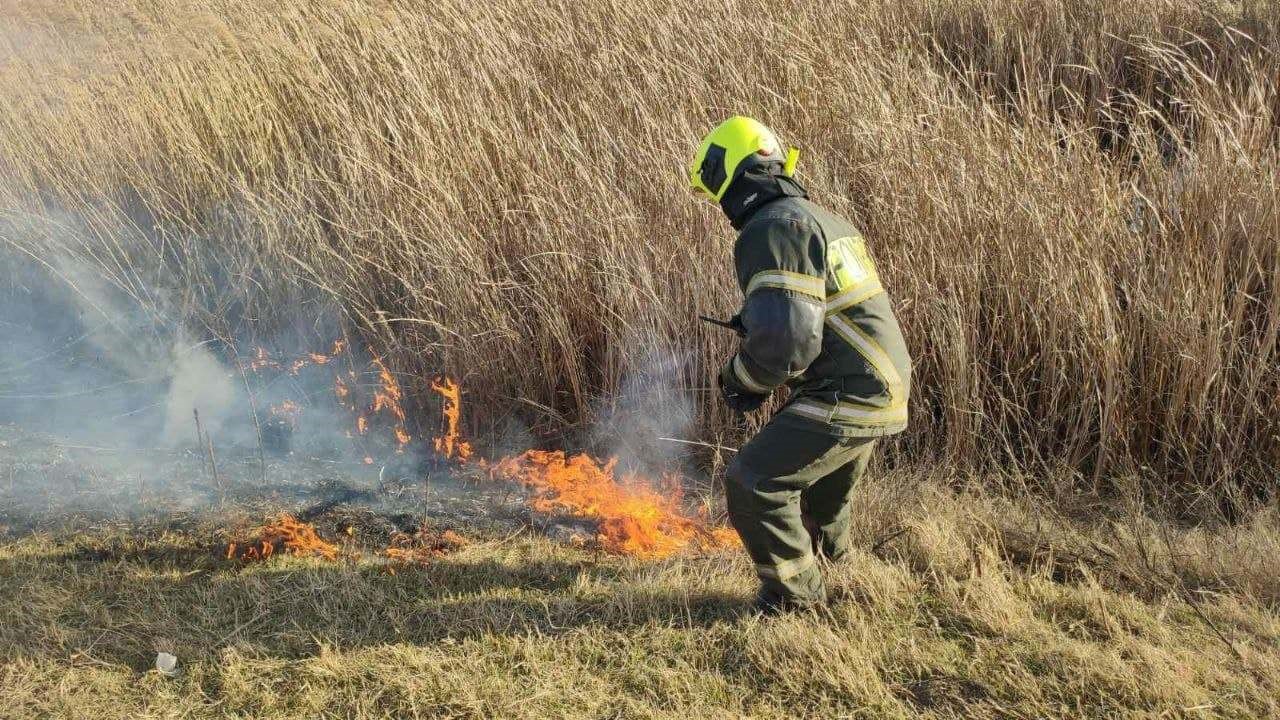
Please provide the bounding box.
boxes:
[0,544,748,672]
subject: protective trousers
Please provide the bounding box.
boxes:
[725,420,877,606]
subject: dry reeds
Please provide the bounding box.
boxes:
[0,0,1276,502]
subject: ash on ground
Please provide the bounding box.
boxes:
[0,423,536,549]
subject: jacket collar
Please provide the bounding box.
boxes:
[718,165,808,230]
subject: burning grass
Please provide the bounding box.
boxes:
[422,377,739,557]
[226,514,340,562]
[383,526,470,566]
[235,342,740,559]
[487,451,737,557]
[224,515,471,569]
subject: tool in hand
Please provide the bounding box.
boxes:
[699,315,746,337]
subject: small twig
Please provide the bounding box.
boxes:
[872,525,910,555]
[657,436,738,454]
[193,409,210,484]
[207,433,223,504]
[232,351,268,487]
[195,408,224,504]
[422,467,433,520]
[214,607,270,647]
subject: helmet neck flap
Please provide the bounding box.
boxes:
[719,162,808,230]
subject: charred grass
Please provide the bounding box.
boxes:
[2,472,1279,719]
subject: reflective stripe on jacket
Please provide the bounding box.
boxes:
[719,194,912,437]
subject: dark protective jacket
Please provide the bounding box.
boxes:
[717,167,912,437]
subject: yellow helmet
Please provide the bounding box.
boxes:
[689,116,800,201]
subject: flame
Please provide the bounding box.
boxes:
[488,451,732,557]
[245,339,347,375]
[430,377,473,461]
[227,518,466,569]
[238,345,737,560]
[227,514,339,562]
[247,347,278,371]
[370,356,411,449]
[244,341,414,459]
[269,400,302,427]
[429,378,738,558]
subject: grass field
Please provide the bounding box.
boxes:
[2,428,1279,719]
[2,0,1280,717]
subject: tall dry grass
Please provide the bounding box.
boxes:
[0,0,1277,502]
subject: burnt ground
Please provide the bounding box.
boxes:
[0,422,545,552]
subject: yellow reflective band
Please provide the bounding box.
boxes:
[828,235,880,290]
[825,235,883,313]
[783,147,800,177]
[755,553,816,581]
[825,314,905,397]
[745,270,825,300]
[732,354,774,394]
[825,281,885,316]
[784,398,909,426]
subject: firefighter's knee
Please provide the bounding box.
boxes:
[725,455,764,500]
[725,456,765,516]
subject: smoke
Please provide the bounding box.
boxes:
[0,235,235,445]
[0,203,711,539]
[0,208,421,528]
[161,342,240,445]
[590,343,698,477]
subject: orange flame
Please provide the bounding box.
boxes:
[383,528,469,564]
[245,341,414,459]
[371,356,411,448]
[226,514,339,562]
[488,451,733,557]
[269,400,302,427]
[430,377,473,461]
[240,348,736,560]
[429,377,738,558]
[247,347,279,371]
[245,339,347,375]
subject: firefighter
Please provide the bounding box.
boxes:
[689,116,912,613]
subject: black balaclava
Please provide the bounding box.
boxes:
[718,161,808,230]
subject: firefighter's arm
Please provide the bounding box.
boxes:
[719,218,826,395]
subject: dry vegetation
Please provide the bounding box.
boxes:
[1,0,1277,496]
[2,463,1279,719]
[2,0,1279,717]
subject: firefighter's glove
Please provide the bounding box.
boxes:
[718,366,767,414]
